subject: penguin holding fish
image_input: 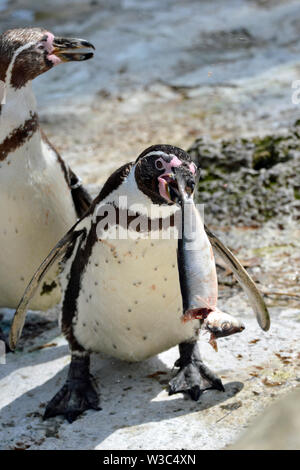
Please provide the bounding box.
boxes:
[9,145,270,422]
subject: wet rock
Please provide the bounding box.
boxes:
[189,123,300,225]
[230,387,300,450]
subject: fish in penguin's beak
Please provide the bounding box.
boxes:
[52,37,95,62]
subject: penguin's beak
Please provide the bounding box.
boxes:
[172,168,196,203]
[158,166,196,204]
[52,37,95,62]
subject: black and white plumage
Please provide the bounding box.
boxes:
[9,144,270,422]
[0,28,94,311]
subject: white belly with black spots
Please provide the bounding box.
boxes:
[73,232,200,362]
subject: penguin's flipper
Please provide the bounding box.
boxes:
[204,225,270,331]
[69,169,93,218]
[9,228,85,351]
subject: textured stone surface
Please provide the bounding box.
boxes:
[189,127,300,225]
[230,387,300,450]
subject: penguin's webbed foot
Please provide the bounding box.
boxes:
[168,341,224,401]
[43,355,101,423]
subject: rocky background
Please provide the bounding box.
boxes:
[0,0,300,450]
[190,129,300,226]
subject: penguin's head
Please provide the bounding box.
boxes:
[135,144,198,205]
[0,28,94,89]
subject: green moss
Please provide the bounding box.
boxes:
[251,136,290,170]
[189,129,299,224]
[197,183,215,194]
[271,368,294,381]
[261,209,275,221]
[252,135,288,147]
[294,188,300,200]
[253,244,293,255]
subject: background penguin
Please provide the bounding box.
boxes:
[9,144,270,423]
[0,28,94,315]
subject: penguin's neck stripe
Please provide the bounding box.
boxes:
[140,150,179,161]
[0,111,39,161]
[2,41,36,97]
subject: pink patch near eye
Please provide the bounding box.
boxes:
[155,155,182,173]
[169,156,182,168]
[43,32,62,66]
[189,162,197,174]
[44,32,55,53]
[47,54,61,65]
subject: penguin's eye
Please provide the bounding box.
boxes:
[221,321,230,331]
[155,159,164,170]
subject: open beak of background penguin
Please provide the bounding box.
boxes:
[52,37,95,62]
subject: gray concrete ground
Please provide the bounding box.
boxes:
[0,308,299,450]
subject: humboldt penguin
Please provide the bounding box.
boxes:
[0,28,94,314]
[9,144,270,422]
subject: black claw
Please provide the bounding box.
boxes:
[85,385,101,409]
[43,406,58,421]
[66,410,81,424]
[188,386,202,401]
[213,378,225,392]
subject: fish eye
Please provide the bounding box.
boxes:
[221,321,230,331]
[155,159,164,170]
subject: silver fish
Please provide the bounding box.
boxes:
[176,171,245,349]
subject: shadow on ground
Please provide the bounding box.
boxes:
[0,342,243,449]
